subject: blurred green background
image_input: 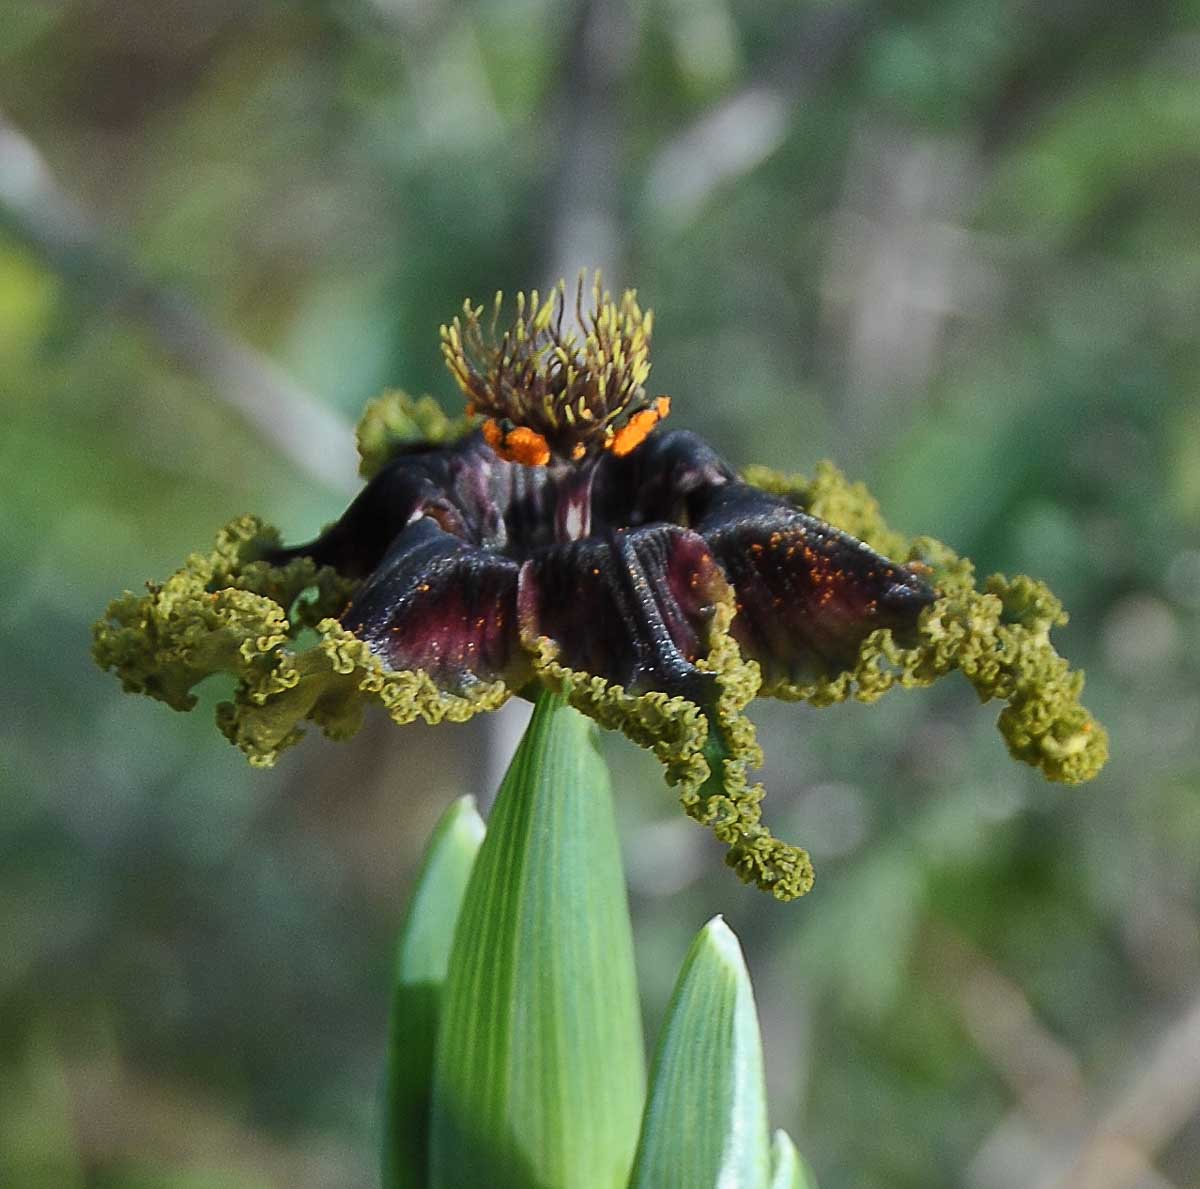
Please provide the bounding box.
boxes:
[2,0,1199,1185]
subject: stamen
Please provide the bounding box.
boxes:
[481,418,504,453]
[440,271,669,465]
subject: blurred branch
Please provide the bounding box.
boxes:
[641,4,875,226]
[927,922,1086,1128]
[969,979,1200,1189]
[818,127,992,468]
[1042,989,1200,1189]
[0,112,359,496]
[544,0,632,283]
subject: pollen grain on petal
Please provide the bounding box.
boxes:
[482,418,504,452]
[609,396,671,457]
[501,426,552,467]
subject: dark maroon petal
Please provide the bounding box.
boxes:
[265,432,562,571]
[592,427,736,530]
[266,455,468,578]
[698,484,935,686]
[342,518,525,690]
[266,419,931,700]
[517,525,730,699]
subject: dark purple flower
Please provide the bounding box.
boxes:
[269,426,933,716]
[93,277,1106,899]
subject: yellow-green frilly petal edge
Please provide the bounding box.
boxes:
[93,460,1107,899]
[743,464,1109,785]
[356,391,475,479]
[528,594,816,901]
[92,515,511,767]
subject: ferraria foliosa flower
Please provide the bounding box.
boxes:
[94,276,1108,900]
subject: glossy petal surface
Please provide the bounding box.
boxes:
[518,524,730,698]
[276,427,933,703]
[344,519,525,692]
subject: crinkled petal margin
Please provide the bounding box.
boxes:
[94,456,1108,902]
[527,596,816,901]
[742,464,1109,785]
[92,515,511,768]
[356,391,475,479]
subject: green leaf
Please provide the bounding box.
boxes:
[383,795,486,1189]
[770,1129,818,1189]
[429,692,645,1189]
[629,916,772,1189]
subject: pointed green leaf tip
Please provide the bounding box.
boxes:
[383,795,485,1189]
[770,1129,819,1189]
[429,692,645,1189]
[630,916,772,1189]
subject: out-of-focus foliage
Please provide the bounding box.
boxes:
[2,0,1198,1186]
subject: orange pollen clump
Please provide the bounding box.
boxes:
[482,418,552,466]
[505,427,552,466]
[481,418,504,452]
[610,396,671,457]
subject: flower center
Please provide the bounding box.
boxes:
[440,273,671,465]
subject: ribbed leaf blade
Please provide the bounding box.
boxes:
[770,1128,818,1189]
[629,915,771,1189]
[383,795,485,1189]
[429,692,645,1189]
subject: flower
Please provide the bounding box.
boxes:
[93,277,1108,900]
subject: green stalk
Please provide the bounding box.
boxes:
[429,692,645,1188]
[383,795,485,1189]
